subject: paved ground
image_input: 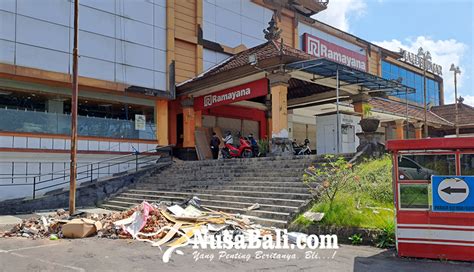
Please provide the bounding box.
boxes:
[0,237,472,272]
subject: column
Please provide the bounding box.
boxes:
[351,93,371,118]
[155,99,169,145]
[181,98,195,147]
[394,119,405,140]
[269,74,290,137]
[414,122,423,139]
[195,110,202,128]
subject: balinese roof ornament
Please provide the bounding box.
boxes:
[263,15,282,42]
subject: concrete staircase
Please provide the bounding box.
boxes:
[100,155,338,228]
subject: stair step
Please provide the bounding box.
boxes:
[113,196,299,213]
[122,191,306,206]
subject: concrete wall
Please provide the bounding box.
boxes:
[0,0,167,90]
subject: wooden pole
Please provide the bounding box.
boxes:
[69,0,79,215]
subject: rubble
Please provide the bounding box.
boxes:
[1,199,272,247]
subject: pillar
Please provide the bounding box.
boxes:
[394,120,405,140]
[351,93,371,118]
[195,110,202,128]
[155,99,169,145]
[181,98,195,148]
[268,73,290,137]
[414,122,423,139]
[271,84,288,136]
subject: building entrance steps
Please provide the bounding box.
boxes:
[100,154,353,228]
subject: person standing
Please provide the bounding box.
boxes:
[210,132,220,159]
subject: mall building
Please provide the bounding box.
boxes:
[0,0,456,198]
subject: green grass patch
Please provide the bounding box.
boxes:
[296,155,395,230]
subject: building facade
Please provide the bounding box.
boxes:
[0,0,454,198]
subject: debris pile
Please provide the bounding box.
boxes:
[1,198,269,247]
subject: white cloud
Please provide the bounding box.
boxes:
[312,0,367,32]
[373,36,470,105]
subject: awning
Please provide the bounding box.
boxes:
[286,59,416,95]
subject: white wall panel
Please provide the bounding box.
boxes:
[154,26,166,50]
[154,49,166,73]
[79,6,115,38]
[17,16,69,52]
[0,40,15,64]
[116,18,153,47]
[116,64,154,88]
[79,31,115,62]
[215,26,241,47]
[53,139,65,150]
[120,0,154,25]
[0,136,13,148]
[0,0,15,12]
[0,0,167,90]
[241,16,264,39]
[13,137,27,148]
[17,0,70,26]
[215,0,240,13]
[0,10,16,41]
[241,0,264,21]
[16,44,70,73]
[40,138,53,149]
[116,41,154,70]
[27,137,40,149]
[203,20,216,41]
[79,56,115,82]
[215,7,240,32]
[203,0,272,49]
[242,35,263,48]
[154,71,167,91]
[153,4,166,29]
[203,0,215,23]
[80,0,115,14]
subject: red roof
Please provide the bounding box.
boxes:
[369,97,453,127]
[432,102,474,127]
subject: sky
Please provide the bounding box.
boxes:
[313,0,474,106]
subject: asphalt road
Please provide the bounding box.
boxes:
[0,238,472,272]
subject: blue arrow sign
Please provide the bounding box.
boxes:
[432,176,474,212]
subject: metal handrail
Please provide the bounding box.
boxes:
[0,145,172,199]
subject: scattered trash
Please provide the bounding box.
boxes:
[287,232,308,244]
[303,211,325,222]
[246,203,260,211]
[2,198,285,248]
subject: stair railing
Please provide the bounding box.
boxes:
[0,145,172,199]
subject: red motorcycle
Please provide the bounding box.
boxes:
[221,137,253,158]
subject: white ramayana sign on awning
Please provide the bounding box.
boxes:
[303,33,367,72]
[399,49,443,76]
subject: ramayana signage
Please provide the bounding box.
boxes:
[303,33,367,72]
[194,79,268,110]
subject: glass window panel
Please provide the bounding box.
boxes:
[399,68,406,83]
[399,184,430,209]
[398,154,456,180]
[382,61,390,74]
[461,154,474,175]
[406,71,415,84]
[382,70,390,79]
[391,65,399,76]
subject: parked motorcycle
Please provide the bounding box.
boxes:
[221,132,253,158]
[292,139,311,155]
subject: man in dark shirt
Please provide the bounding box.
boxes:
[210,132,220,159]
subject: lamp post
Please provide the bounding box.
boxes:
[417,47,431,138]
[450,64,461,137]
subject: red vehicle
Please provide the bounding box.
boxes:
[222,137,253,158]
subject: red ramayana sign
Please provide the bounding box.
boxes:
[194,79,268,110]
[303,33,367,71]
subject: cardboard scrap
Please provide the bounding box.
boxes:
[62,218,102,238]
